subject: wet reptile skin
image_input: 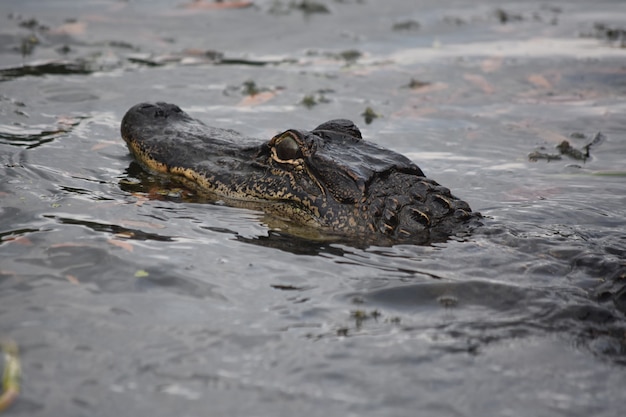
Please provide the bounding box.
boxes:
[121,102,479,244]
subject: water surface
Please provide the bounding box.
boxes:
[1,0,625,416]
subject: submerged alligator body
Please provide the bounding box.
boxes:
[121,102,479,244]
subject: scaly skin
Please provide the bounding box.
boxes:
[121,102,479,244]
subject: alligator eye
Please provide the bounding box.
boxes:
[274,136,302,161]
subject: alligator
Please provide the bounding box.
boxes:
[120,102,479,244]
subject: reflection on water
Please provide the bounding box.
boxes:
[348,279,625,361]
[1,0,626,415]
[44,215,175,242]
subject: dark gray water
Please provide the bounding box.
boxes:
[1,0,625,416]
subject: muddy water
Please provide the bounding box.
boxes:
[1,0,625,416]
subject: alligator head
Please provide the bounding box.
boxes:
[121,102,478,243]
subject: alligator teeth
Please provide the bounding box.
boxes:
[433,195,452,210]
[454,209,471,221]
[382,208,397,224]
[370,202,383,217]
[379,222,395,234]
[387,197,400,211]
[409,208,430,226]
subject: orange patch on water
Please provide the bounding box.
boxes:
[527,74,553,89]
[108,239,134,252]
[480,56,503,73]
[238,91,277,107]
[50,21,87,36]
[463,74,495,94]
[65,274,80,285]
[181,0,253,10]
[2,236,32,246]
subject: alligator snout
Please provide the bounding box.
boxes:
[124,102,184,123]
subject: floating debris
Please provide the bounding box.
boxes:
[529,132,606,162]
[242,80,262,96]
[134,269,149,278]
[361,106,380,124]
[528,150,562,162]
[338,49,361,63]
[300,95,317,108]
[494,8,524,24]
[392,20,420,31]
[300,90,331,108]
[0,60,94,81]
[0,339,21,413]
[437,295,459,308]
[269,0,330,15]
[350,309,381,329]
[406,78,431,89]
[583,23,626,47]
